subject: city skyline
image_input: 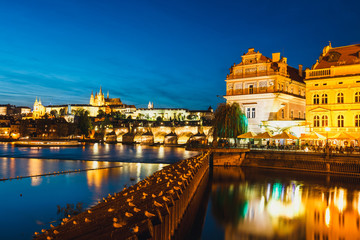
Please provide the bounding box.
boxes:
[0,0,360,109]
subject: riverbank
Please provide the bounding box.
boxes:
[243,150,360,176]
[35,151,210,240]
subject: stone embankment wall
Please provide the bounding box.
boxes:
[35,151,211,240]
[242,150,360,175]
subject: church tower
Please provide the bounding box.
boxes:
[90,91,94,105]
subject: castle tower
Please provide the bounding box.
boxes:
[90,91,94,105]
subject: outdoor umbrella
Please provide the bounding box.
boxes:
[237,132,257,138]
[253,131,273,139]
[271,132,298,140]
[328,132,356,140]
[299,132,326,140]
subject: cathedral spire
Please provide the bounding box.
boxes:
[107,90,109,99]
[99,86,103,95]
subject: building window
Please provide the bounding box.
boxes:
[356,115,360,127]
[314,116,320,127]
[246,108,251,118]
[304,112,306,119]
[281,109,285,119]
[249,85,254,94]
[290,110,293,119]
[355,92,360,103]
[299,111,301,119]
[251,108,255,118]
[321,94,328,104]
[338,115,344,127]
[313,94,320,104]
[322,115,328,127]
[337,93,344,103]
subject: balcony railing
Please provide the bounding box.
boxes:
[226,88,305,99]
[227,70,287,79]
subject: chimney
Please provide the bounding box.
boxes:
[272,53,280,62]
[298,64,303,77]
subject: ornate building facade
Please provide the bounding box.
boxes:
[33,97,46,118]
[224,48,306,134]
[305,43,360,137]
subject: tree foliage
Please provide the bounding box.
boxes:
[212,102,248,141]
[74,108,92,138]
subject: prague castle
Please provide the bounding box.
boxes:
[32,87,135,119]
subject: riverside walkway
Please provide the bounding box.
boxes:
[35,151,211,240]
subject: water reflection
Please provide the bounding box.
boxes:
[206,167,360,240]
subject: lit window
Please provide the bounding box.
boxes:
[337,93,344,103]
[249,85,254,94]
[321,94,328,104]
[356,115,360,127]
[355,92,360,103]
[322,115,328,127]
[337,115,344,127]
[314,115,320,127]
[313,94,320,104]
[251,108,255,118]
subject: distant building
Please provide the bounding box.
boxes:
[224,48,306,135]
[305,43,360,137]
[132,102,213,121]
[32,97,46,119]
[31,86,135,118]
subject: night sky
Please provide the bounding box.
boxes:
[0,0,359,109]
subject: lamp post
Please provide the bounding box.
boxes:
[325,127,330,146]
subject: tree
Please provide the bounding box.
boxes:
[59,108,66,116]
[74,108,92,138]
[212,102,248,144]
[50,110,58,118]
[97,109,106,118]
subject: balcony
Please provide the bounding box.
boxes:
[226,88,305,99]
[227,70,287,80]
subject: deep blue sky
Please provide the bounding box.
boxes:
[0,0,359,109]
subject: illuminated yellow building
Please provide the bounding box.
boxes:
[32,97,46,118]
[225,48,306,134]
[305,43,360,137]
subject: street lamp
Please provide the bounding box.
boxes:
[325,127,330,146]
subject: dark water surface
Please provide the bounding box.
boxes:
[200,167,360,240]
[0,143,197,240]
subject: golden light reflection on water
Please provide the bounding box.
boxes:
[87,168,110,193]
[211,169,360,240]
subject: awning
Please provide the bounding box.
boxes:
[328,132,356,140]
[271,132,298,140]
[253,131,273,139]
[237,132,257,138]
[299,132,326,140]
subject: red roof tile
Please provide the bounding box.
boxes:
[314,44,360,69]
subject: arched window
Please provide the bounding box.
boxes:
[355,115,360,127]
[321,94,328,104]
[314,115,320,127]
[337,115,344,127]
[322,115,328,127]
[355,92,360,103]
[313,94,319,104]
[337,93,344,103]
[281,109,284,119]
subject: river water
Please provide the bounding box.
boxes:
[200,167,360,240]
[1,143,360,239]
[0,143,196,239]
